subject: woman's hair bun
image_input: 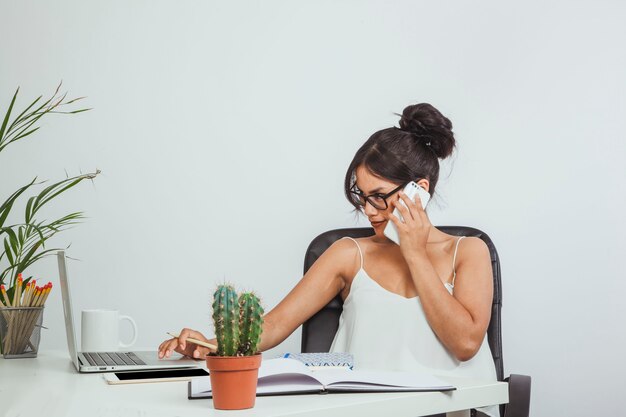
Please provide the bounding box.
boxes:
[397,103,455,159]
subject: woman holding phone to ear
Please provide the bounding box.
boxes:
[159,103,499,417]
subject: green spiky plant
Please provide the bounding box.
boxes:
[0,83,99,303]
[212,284,264,356]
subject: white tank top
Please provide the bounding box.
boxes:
[329,237,499,417]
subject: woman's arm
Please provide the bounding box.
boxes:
[257,238,359,352]
[158,238,359,358]
[390,191,493,361]
[406,238,493,361]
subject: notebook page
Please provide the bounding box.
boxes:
[257,373,322,394]
[190,358,325,397]
[258,357,316,378]
[314,370,454,391]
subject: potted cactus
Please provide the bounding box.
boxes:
[206,284,264,410]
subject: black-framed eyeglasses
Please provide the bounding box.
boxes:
[350,183,406,210]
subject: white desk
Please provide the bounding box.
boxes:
[0,351,508,417]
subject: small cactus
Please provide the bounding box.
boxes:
[211,284,264,356]
[238,292,264,356]
[212,285,240,356]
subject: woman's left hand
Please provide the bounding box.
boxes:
[387,191,432,258]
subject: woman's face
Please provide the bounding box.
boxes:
[353,165,429,238]
[354,165,402,235]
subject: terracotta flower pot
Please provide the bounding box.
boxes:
[205,353,262,410]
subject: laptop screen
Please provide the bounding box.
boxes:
[57,250,80,370]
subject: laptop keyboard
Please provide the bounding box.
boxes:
[84,351,146,367]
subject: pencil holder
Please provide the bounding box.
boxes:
[0,307,45,358]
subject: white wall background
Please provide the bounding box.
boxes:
[1,1,625,415]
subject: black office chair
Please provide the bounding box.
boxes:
[300,227,531,417]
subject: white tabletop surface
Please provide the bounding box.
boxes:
[0,351,508,417]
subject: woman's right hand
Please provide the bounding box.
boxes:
[158,328,217,360]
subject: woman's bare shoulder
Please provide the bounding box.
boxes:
[324,236,363,259]
[459,236,490,253]
[456,236,491,268]
[319,237,366,279]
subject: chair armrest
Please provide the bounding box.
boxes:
[503,374,531,417]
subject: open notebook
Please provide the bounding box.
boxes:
[188,357,455,399]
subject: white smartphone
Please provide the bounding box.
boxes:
[102,367,209,385]
[383,181,431,245]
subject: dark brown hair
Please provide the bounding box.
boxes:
[344,103,455,210]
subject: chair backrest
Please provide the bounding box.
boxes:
[300,226,504,382]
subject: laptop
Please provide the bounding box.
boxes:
[57,250,198,373]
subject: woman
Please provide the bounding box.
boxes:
[159,103,499,417]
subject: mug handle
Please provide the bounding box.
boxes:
[118,315,138,348]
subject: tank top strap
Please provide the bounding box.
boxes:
[451,236,466,287]
[341,236,364,270]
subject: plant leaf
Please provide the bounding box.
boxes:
[0,82,90,155]
[11,226,21,256]
[0,177,38,228]
[25,195,37,223]
[32,172,98,216]
[6,94,42,133]
[0,228,18,249]
[0,87,18,142]
[3,238,14,265]
[64,96,86,105]
[22,222,47,247]
[1,96,50,144]
[17,247,60,274]
[0,112,45,150]
[18,241,42,271]
[11,126,41,142]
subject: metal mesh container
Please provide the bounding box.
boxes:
[0,307,44,358]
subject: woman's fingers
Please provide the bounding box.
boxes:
[416,201,431,227]
[412,191,424,210]
[413,192,432,229]
[158,337,179,359]
[387,206,404,228]
[397,191,429,227]
[192,337,218,358]
[394,193,415,223]
[406,190,428,219]
[177,328,193,351]
[409,191,431,228]
[158,328,212,359]
[178,328,214,358]
[387,189,431,256]
[192,346,208,358]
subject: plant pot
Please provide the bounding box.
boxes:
[205,353,262,410]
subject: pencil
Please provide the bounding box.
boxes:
[167,332,217,351]
[22,282,31,307]
[0,285,10,306]
[26,280,37,306]
[13,275,23,307]
[39,283,52,306]
[30,286,42,307]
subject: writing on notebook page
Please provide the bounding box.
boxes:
[282,352,354,370]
